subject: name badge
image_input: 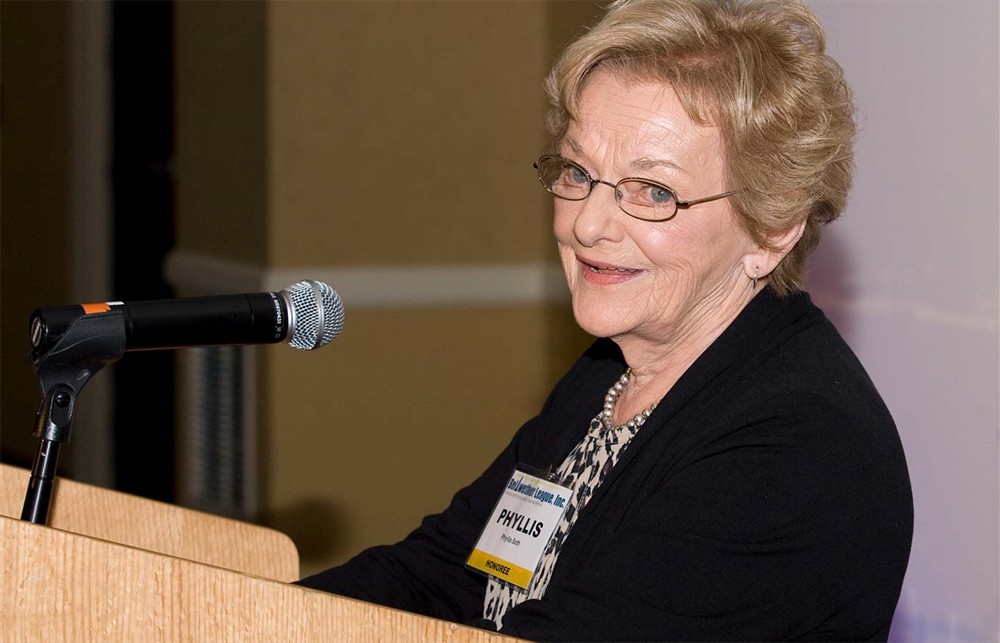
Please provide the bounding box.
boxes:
[466,466,571,590]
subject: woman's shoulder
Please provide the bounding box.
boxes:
[668,289,902,465]
[755,291,888,413]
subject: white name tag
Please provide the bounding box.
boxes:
[466,467,571,589]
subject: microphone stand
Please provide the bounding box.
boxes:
[21,311,127,525]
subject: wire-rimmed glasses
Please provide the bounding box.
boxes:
[534,154,738,222]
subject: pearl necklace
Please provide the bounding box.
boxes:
[600,368,658,432]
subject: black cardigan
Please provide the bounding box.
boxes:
[299,290,913,641]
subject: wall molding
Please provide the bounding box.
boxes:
[164,249,570,307]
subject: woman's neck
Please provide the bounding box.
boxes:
[610,281,763,424]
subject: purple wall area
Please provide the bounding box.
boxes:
[808,2,999,641]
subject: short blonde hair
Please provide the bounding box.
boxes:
[546,0,855,295]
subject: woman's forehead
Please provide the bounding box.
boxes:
[567,71,722,175]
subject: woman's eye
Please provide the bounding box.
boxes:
[648,185,675,204]
[569,166,589,184]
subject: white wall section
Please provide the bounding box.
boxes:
[808,2,998,640]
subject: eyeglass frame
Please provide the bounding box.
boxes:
[533,154,739,222]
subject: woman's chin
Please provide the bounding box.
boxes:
[571,301,634,339]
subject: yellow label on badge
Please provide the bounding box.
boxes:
[467,549,534,589]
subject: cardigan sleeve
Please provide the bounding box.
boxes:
[494,391,912,642]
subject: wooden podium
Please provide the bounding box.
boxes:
[0,464,513,642]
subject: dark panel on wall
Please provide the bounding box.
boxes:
[0,2,73,471]
[111,0,176,502]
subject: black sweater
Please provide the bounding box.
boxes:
[299,290,913,641]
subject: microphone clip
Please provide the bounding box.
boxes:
[31,309,127,406]
[21,310,127,525]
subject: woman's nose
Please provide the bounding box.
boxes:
[572,182,623,247]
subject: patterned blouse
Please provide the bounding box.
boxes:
[483,412,642,629]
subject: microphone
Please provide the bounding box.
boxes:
[29,280,345,356]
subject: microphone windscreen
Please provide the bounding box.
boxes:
[283,280,344,350]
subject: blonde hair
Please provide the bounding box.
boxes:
[546,0,855,295]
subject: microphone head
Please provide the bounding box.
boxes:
[281,280,344,350]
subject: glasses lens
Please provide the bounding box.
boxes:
[536,156,591,200]
[617,179,679,221]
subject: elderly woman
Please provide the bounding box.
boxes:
[299,0,913,640]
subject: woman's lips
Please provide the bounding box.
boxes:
[578,256,644,285]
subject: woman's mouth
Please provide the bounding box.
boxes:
[578,257,644,284]
[585,263,641,274]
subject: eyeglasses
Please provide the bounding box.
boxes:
[533,154,738,222]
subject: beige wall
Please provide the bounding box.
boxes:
[264,306,554,564]
[174,1,268,264]
[175,0,600,573]
[267,1,552,266]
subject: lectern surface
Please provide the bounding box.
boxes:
[2,516,517,642]
[0,464,520,642]
[0,463,298,581]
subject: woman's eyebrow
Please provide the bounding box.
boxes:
[564,138,585,156]
[631,157,687,177]
[563,139,687,177]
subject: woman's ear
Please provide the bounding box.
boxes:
[742,218,806,281]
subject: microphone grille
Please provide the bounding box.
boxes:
[283,280,345,350]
